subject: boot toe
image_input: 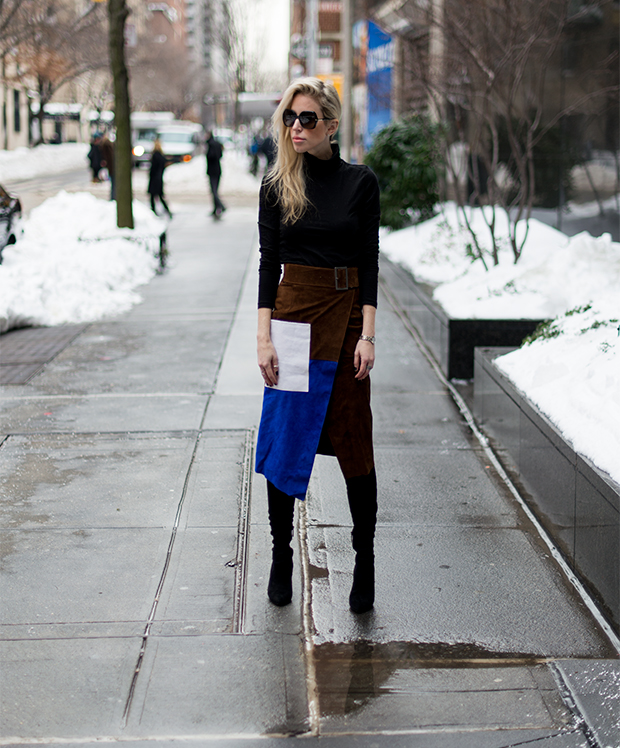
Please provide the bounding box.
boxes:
[349,589,374,614]
[349,559,374,614]
[267,560,293,606]
[268,585,293,606]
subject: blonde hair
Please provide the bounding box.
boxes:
[265,77,341,224]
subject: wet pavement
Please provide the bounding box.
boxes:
[1,205,619,747]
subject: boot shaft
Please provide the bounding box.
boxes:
[346,468,377,553]
[267,481,295,548]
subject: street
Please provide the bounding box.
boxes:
[4,167,97,215]
[1,195,618,746]
[2,151,262,217]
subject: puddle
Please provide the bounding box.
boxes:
[313,640,548,720]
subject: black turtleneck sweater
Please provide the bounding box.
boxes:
[258,144,380,309]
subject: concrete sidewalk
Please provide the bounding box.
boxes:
[1,205,618,747]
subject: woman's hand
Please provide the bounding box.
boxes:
[354,339,375,380]
[258,338,279,386]
[257,307,278,386]
[354,305,376,380]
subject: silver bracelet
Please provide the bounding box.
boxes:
[359,335,375,345]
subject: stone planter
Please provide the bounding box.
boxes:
[381,259,544,380]
[473,346,620,635]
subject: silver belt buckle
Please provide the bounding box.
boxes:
[334,266,348,291]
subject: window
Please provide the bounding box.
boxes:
[13,90,20,133]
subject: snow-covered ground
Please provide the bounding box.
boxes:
[496,304,619,485]
[381,202,620,485]
[0,191,166,334]
[0,145,262,332]
[0,143,90,182]
[380,202,619,319]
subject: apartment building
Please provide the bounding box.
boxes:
[0,61,31,150]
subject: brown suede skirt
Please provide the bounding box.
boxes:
[270,263,374,480]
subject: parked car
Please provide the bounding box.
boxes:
[156,122,204,163]
[0,184,22,264]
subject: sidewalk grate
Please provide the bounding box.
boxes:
[0,324,88,384]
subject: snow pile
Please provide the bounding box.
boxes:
[433,230,620,320]
[378,203,564,287]
[380,202,620,320]
[381,202,620,484]
[0,191,166,333]
[496,304,620,485]
[0,143,90,182]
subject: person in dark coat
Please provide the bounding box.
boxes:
[100,134,115,200]
[205,131,226,217]
[260,133,276,171]
[148,140,172,218]
[87,132,102,182]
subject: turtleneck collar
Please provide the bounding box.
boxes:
[304,143,342,177]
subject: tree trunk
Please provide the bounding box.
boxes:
[108,0,133,229]
[34,78,47,147]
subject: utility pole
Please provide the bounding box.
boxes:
[108,0,134,229]
[306,0,319,76]
[428,0,445,122]
[341,0,353,161]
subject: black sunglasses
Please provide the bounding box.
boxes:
[283,109,330,130]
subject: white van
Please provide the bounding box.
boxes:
[156,122,205,163]
[131,111,175,167]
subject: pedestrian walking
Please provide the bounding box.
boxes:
[249,134,260,177]
[255,77,380,614]
[87,132,102,182]
[205,131,226,218]
[260,133,276,171]
[100,134,115,201]
[148,140,173,218]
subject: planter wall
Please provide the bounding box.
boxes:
[381,259,544,380]
[474,346,620,635]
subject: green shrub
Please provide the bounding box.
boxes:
[364,116,443,230]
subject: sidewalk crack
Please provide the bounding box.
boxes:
[120,419,206,727]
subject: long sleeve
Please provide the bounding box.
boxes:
[258,179,282,309]
[357,168,380,308]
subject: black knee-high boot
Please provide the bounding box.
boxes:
[267,481,296,606]
[346,468,377,614]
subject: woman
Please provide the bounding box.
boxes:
[255,78,380,614]
[148,140,172,218]
[87,132,102,182]
[100,134,115,201]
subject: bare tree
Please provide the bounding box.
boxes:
[128,4,197,118]
[130,45,196,118]
[12,0,108,145]
[222,0,287,124]
[396,0,618,265]
[222,0,249,127]
[0,0,25,46]
[77,69,114,129]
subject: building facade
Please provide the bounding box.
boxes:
[0,62,31,150]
